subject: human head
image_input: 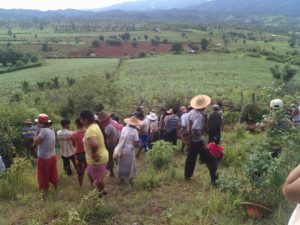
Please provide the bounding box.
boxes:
[75,118,83,129]
[36,114,52,127]
[270,99,283,110]
[98,111,111,123]
[180,106,187,113]
[24,119,33,126]
[172,108,178,115]
[213,136,220,144]
[60,118,71,129]
[213,104,220,111]
[79,109,95,126]
[111,113,120,122]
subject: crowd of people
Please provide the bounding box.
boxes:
[14,94,224,195]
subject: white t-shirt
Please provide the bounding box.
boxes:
[289,204,300,225]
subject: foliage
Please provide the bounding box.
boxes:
[146,140,177,171]
[106,38,122,46]
[133,170,161,190]
[201,38,209,50]
[270,64,298,84]
[240,103,269,123]
[0,158,35,200]
[92,40,100,48]
[171,42,184,54]
[51,190,116,225]
[0,48,40,67]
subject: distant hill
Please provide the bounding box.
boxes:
[101,0,300,17]
[189,0,300,17]
[100,0,207,11]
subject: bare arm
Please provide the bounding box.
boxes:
[283,164,300,203]
[88,136,100,161]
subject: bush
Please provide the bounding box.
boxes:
[0,158,35,200]
[137,51,146,58]
[106,38,122,47]
[240,103,268,123]
[51,190,116,225]
[146,141,177,170]
[134,170,161,190]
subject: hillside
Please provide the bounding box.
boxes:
[195,0,300,17]
[100,0,207,11]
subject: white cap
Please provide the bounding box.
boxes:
[270,99,283,109]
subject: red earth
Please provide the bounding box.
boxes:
[69,42,172,57]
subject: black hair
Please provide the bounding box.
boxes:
[79,109,95,123]
[173,108,178,114]
[111,113,120,122]
[213,136,220,145]
[75,118,83,128]
[61,118,71,127]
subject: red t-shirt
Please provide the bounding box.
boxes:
[71,130,85,154]
[207,142,224,159]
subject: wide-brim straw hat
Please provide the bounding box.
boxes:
[98,111,111,122]
[190,95,211,109]
[166,109,173,114]
[124,116,143,127]
[24,119,33,124]
[146,113,158,121]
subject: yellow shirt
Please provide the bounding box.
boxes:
[84,123,108,165]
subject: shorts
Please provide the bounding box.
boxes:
[76,152,86,163]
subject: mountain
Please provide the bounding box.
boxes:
[193,0,300,17]
[100,0,207,11]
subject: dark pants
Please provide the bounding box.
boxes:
[184,141,218,184]
[62,155,77,176]
[107,144,116,174]
[164,129,177,146]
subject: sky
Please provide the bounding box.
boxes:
[0,0,137,11]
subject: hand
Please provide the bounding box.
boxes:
[92,153,101,162]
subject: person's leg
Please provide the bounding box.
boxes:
[65,156,72,176]
[38,157,49,191]
[70,155,77,171]
[106,145,115,177]
[49,156,59,189]
[184,142,199,179]
[198,142,218,185]
[170,129,177,146]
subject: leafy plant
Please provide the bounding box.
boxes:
[146,141,177,171]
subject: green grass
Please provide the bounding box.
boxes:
[117,52,283,108]
[0,58,118,96]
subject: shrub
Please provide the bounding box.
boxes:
[146,141,177,170]
[171,42,184,54]
[240,103,268,123]
[134,170,161,190]
[137,51,146,58]
[0,158,35,200]
[106,38,122,46]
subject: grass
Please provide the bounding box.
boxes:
[0,148,293,225]
[0,58,118,96]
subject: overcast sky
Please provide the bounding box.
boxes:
[0,0,137,11]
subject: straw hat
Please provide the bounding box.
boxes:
[98,111,111,122]
[24,119,33,124]
[146,113,158,121]
[124,116,143,127]
[190,95,211,109]
[166,108,173,114]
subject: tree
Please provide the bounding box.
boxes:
[171,42,184,54]
[201,39,209,50]
[270,64,298,84]
[121,32,131,41]
[144,34,148,40]
[41,43,49,52]
[99,34,105,41]
[92,40,100,48]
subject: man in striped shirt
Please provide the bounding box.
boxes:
[164,108,179,146]
[57,119,77,176]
